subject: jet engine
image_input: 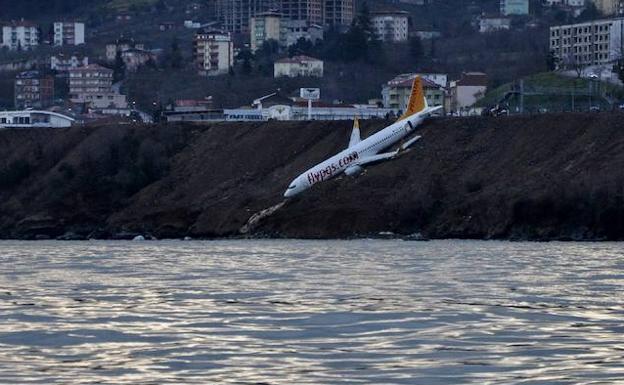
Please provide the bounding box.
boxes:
[345,165,364,176]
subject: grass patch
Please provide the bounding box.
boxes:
[478,72,624,112]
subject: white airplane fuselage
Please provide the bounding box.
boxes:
[284,106,441,198]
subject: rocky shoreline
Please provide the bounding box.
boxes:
[1,113,624,241]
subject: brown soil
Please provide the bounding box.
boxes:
[1,113,623,240]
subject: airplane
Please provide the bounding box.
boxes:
[284,76,442,198]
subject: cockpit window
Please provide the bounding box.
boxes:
[288,185,297,190]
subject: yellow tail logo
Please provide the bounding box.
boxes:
[398,76,426,121]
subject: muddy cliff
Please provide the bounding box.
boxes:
[0,113,623,240]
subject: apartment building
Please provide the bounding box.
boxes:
[280,0,324,25]
[324,0,355,28]
[274,55,324,77]
[50,54,89,71]
[194,30,234,76]
[68,64,127,109]
[591,0,624,15]
[53,22,85,46]
[105,38,146,62]
[14,71,54,109]
[500,0,529,15]
[382,74,445,113]
[284,19,324,45]
[371,11,409,42]
[549,18,624,67]
[209,0,278,33]
[1,21,39,51]
[479,16,512,33]
[251,11,286,51]
[448,72,488,112]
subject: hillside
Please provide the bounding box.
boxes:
[477,72,624,112]
[1,113,624,240]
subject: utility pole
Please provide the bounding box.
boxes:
[519,79,524,114]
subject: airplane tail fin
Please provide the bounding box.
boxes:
[398,76,428,121]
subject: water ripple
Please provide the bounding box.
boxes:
[1,240,623,384]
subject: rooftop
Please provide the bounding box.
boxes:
[275,55,323,64]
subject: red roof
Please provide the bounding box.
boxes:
[391,76,441,89]
[275,55,322,64]
[456,72,488,87]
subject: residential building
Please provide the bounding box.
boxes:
[274,55,323,77]
[284,20,324,46]
[209,0,279,33]
[105,39,146,62]
[371,11,410,42]
[500,0,529,15]
[251,11,286,52]
[549,18,624,68]
[1,21,39,51]
[53,22,85,46]
[382,74,445,113]
[14,71,54,109]
[194,30,234,76]
[0,110,74,128]
[68,64,127,109]
[449,72,488,112]
[545,0,586,6]
[120,49,157,72]
[324,0,355,28]
[280,0,324,25]
[50,54,89,71]
[591,0,624,15]
[479,16,512,33]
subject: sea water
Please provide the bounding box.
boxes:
[0,240,623,384]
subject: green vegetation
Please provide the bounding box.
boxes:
[478,72,624,113]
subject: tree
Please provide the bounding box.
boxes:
[613,59,624,83]
[356,1,376,42]
[288,37,314,57]
[546,50,559,71]
[168,37,183,69]
[409,36,424,61]
[236,49,254,75]
[113,50,126,82]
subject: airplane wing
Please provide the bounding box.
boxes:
[353,151,399,167]
[353,135,422,167]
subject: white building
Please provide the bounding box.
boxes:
[68,64,127,109]
[274,55,324,77]
[550,18,624,68]
[371,11,409,42]
[591,0,624,16]
[224,103,392,121]
[500,0,529,15]
[53,22,85,46]
[545,0,586,6]
[194,30,234,76]
[0,110,74,129]
[449,72,488,112]
[50,55,89,71]
[284,20,324,46]
[1,21,39,51]
[479,16,512,33]
[250,11,285,52]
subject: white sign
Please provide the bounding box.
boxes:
[300,88,320,100]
